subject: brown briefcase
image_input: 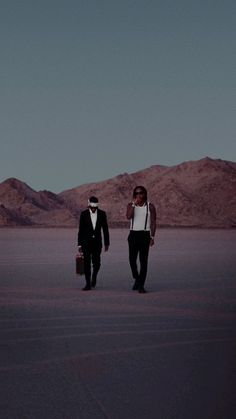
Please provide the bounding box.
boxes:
[76,254,84,275]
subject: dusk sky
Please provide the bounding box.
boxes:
[1,0,235,192]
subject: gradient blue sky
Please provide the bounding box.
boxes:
[1,0,235,192]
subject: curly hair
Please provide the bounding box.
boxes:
[133,186,147,202]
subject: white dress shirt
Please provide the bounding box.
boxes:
[89,209,97,230]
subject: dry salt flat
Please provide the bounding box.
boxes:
[0,228,236,419]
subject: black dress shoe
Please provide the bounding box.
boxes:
[91,279,96,288]
[138,287,147,294]
[132,282,139,290]
[82,285,91,291]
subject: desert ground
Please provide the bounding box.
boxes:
[0,228,236,419]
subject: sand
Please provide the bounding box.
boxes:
[0,228,236,418]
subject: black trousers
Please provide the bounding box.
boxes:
[82,241,102,286]
[128,231,150,288]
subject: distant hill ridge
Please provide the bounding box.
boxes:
[1,157,236,228]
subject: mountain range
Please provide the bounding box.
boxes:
[0,157,236,228]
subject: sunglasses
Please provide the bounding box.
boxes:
[134,191,144,196]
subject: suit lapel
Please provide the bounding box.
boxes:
[85,209,94,231]
[95,210,101,231]
[87,208,100,231]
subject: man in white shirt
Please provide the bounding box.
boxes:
[126,186,156,293]
[78,196,110,290]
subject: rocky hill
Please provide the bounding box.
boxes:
[0,178,75,227]
[1,157,236,228]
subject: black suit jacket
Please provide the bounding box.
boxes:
[78,209,110,248]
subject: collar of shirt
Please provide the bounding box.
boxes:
[89,208,98,230]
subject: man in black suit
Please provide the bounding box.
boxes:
[77,196,110,290]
